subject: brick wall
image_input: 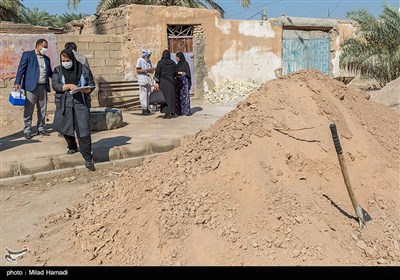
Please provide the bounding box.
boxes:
[0,32,125,109]
[55,35,125,107]
[55,35,124,82]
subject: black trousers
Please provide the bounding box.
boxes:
[64,134,92,161]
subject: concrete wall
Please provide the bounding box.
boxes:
[206,19,282,88]
[0,5,356,103]
[71,5,284,97]
[331,22,356,77]
[69,5,355,97]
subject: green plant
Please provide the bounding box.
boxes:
[0,0,23,22]
[55,12,91,27]
[340,4,400,87]
[19,7,55,27]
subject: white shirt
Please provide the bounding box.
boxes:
[136,57,152,85]
[36,53,46,84]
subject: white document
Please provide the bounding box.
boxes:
[70,86,92,95]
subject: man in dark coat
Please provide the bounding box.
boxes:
[154,50,177,119]
[14,38,53,139]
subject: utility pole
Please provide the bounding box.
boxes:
[262,7,267,20]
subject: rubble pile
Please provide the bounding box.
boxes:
[205,81,260,106]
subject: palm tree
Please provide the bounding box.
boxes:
[340,4,400,87]
[67,0,81,9]
[0,0,24,22]
[55,12,91,27]
[18,7,55,27]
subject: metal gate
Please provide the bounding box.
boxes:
[282,29,330,75]
[167,25,194,94]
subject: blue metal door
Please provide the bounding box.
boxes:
[282,30,330,75]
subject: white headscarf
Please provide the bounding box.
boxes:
[142,49,152,58]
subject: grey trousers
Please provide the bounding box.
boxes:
[139,84,151,110]
[23,84,47,133]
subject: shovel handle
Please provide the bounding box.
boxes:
[330,123,342,154]
[329,123,371,229]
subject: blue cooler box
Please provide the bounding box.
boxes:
[9,91,26,106]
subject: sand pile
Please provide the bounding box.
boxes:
[34,70,400,266]
[370,76,400,110]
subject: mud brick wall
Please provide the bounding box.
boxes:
[56,35,125,107]
[0,21,59,34]
[56,35,124,82]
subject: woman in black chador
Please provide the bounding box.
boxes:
[52,49,96,170]
[175,52,192,116]
[154,49,177,119]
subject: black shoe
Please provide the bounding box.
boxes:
[142,110,149,115]
[162,113,171,119]
[24,132,32,140]
[67,148,78,154]
[85,158,95,171]
[37,130,50,136]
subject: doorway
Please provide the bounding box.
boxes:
[167,25,194,95]
[282,29,330,75]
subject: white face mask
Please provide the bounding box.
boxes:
[62,61,73,69]
[40,47,48,55]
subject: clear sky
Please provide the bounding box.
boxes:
[23,0,399,20]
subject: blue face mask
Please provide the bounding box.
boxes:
[62,61,73,69]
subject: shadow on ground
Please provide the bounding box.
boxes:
[0,131,41,152]
[92,136,131,162]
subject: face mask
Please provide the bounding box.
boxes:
[62,61,73,69]
[40,47,48,55]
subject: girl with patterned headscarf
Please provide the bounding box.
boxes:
[175,52,192,116]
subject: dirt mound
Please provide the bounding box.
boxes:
[370,76,400,110]
[31,70,400,265]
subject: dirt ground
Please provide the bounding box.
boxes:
[0,93,26,137]
[1,70,399,266]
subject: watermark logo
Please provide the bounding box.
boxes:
[4,245,29,263]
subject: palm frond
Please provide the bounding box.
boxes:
[19,7,55,27]
[0,0,24,22]
[97,0,140,13]
[94,0,255,18]
[341,4,400,86]
[67,0,81,10]
[55,12,91,27]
